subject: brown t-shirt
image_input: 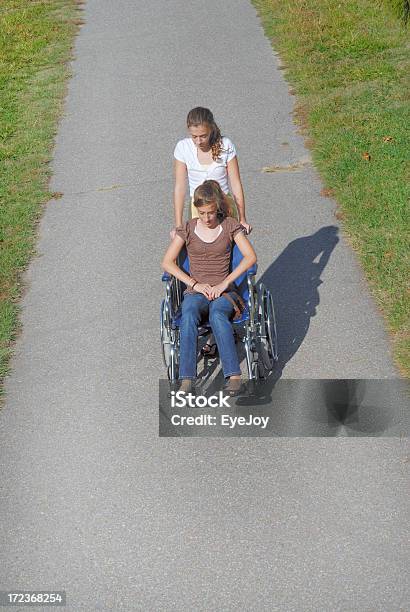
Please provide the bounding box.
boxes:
[175,217,245,293]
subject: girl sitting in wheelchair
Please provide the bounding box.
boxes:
[162,180,257,395]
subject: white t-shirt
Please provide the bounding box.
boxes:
[173,136,237,196]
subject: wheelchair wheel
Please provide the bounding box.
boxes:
[160,299,179,382]
[244,333,259,381]
[251,359,265,380]
[167,349,178,383]
[160,299,170,367]
[258,284,278,371]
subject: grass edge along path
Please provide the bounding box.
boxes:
[252,0,410,376]
[0,1,83,404]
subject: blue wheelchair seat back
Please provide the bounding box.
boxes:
[164,244,257,327]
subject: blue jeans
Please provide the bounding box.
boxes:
[179,293,241,380]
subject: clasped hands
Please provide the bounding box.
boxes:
[193,280,229,300]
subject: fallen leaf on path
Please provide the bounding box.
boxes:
[320,188,335,197]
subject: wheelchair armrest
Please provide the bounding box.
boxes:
[162,272,172,282]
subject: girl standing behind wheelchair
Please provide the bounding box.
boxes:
[173,106,252,234]
[173,106,252,357]
[162,180,257,396]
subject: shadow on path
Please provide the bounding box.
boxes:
[197,226,339,390]
[259,225,339,375]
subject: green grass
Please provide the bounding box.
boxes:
[0,1,82,398]
[253,0,410,375]
[384,0,410,22]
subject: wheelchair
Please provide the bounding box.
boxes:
[160,245,278,385]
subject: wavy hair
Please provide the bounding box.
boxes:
[187,107,223,161]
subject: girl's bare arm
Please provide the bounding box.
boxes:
[227,157,249,230]
[174,160,187,227]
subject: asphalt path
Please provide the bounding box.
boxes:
[1,1,409,610]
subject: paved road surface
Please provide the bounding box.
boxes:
[1,1,408,610]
